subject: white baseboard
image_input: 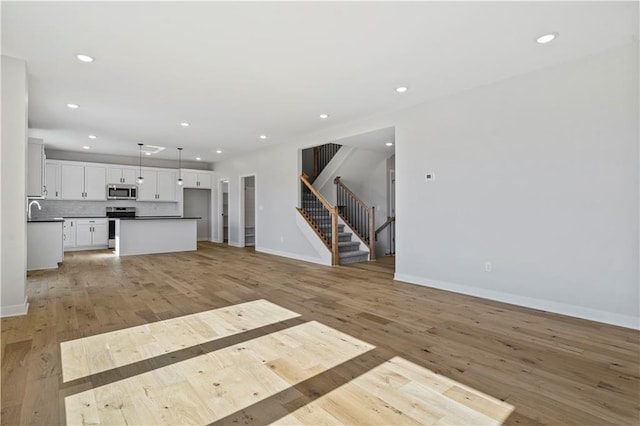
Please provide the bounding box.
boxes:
[0,297,29,318]
[227,241,243,248]
[394,273,639,330]
[257,247,331,266]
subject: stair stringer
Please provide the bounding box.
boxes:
[337,215,370,260]
[312,146,356,204]
[295,210,333,266]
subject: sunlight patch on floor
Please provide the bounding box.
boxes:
[62,300,513,425]
[277,356,514,425]
[64,321,375,425]
[60,299,300,382]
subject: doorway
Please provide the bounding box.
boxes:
[387,168,396,255]
[184,188,211,241]
[240,175,256,247]
[217,179,229,243]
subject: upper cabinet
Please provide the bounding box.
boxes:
[181,170,212,189]
[107,167,137,185]
[27,142,46,198]
[138,169,177,202]
[45,162,61,199]
[44,159,181,202]
[59,163,106,200]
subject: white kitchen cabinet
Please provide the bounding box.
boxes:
[107,167,137,185]
[63,219,77,248]
[84,166,107,200]
[75,218,108,248]
[45,162,61,199]
[60,164,84,199]
[137,170,157,201]
[27,142,46,198]
[76,222,93,246]
[60,163,106,200]
[138,169,177,201]
[181,170,212,189]
[92,222,108,246]
[157,170,177,201]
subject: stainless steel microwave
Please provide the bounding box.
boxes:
[106,185,138,200]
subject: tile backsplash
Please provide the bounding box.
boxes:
[30,199,181,219]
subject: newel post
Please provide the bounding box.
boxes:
[369,206,376,261]
[331,206,339,266]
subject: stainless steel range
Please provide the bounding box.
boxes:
[106,207,136,248]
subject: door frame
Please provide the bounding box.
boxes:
[216,177,230,244]
[238,173,257,248]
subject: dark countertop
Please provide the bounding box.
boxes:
[118,216,201,220]
[27,218,65,223]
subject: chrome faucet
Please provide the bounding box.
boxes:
[27,200,41,220]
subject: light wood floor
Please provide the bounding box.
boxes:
[2,242,639,425]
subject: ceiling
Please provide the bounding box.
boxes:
[2,1,637,164]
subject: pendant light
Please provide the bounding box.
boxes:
[177,147,183,186]
[137,143,144,184]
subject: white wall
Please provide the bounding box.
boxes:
[1,56,29,317]
[214,42,638,328]
[213,143,329,263]
[394,43,639,328]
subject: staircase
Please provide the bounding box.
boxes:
[300,193,369,265]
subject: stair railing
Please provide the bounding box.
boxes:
[298,173,339,265]
[375,216,396,255]
[312,143,341,182]
[333,176,376,260]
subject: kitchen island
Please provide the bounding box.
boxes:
[114,216,199,256]
[27,218,64,270]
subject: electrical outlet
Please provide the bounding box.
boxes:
[485,262,492,272]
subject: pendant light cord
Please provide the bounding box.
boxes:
[178,148,183,185]
[138,143,144,184]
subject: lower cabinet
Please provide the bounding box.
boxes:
[63,219,77,249]
[64,218,108,250]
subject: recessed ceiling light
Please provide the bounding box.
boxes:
[196,157,201,161]
[216,150,222,154]
[223,180,229,183]
[82,146,90,150]
[76,54,94,63]
[385,142,393,146]
[180,122,190,127]
[88,134,97,139]
[396,87,408,93]
[67,103,79,109]
[259,135,267,139]
[319,114,329,119]
[145,152,151,156]
[536,33,558,44]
